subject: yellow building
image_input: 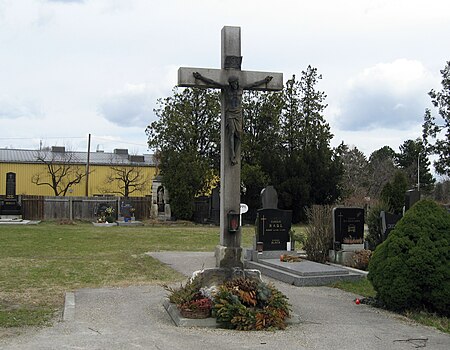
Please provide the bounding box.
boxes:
[0,147,157,197]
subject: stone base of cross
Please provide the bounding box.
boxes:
[178,26,283,269]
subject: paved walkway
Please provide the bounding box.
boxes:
[1,252,449,350]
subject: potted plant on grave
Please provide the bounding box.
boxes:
[163,277,213,319]
[179,296,213,319]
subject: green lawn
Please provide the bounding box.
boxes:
[0,221,255,328]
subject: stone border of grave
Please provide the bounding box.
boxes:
[163,299,218,328]
[0,219,40,225]
[92,222,117,227]
[116,220,144,226]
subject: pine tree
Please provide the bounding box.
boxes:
[146,87,220,219]
[395,138,435,193]
[422,61,450,176]
[276,68,342,222]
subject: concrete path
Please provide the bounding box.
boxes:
[1,252,449,350]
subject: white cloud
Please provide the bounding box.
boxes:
[46,0,84,3]
[0,0,449,157]
[98,83,156,128]
[336,59,436,131]
[332,124,423,158]
[0,95,43,119]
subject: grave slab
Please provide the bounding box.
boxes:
[116,220,144,226]
[92,222,117,227]
[260,259,350,277]
[245,259,364,286]
[0,218,40,225]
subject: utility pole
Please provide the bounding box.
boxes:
[417,153,420,192]
[85,133,91,196]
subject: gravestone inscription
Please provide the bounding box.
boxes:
[256,186,292,251]
[333,207,364,248]
[256,208,292,251]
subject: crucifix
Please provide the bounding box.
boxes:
[260,215,267,238]
[178,26,283,268]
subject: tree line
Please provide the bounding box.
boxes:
[146,62,450,222]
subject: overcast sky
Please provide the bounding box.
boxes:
[1,0,449,158]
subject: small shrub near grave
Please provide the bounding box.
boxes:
[368,199,450,316]
[163,277,203,306]
[164,276,291,330]
[349,250,372,270]
[290,228,307,250]
[304,205,333,263]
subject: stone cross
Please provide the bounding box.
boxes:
[178,26,283,268]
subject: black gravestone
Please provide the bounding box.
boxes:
[380,211,401,241]
[405,189,420,211]
[6,172,16,198]
[333,207,364,246]
[256,208,292,251]
[1,172,21,216]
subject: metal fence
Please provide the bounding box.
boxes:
[20,195,152,221]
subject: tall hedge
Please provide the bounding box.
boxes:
[368,199,450,315]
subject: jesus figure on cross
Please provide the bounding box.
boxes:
[193,72,273,165]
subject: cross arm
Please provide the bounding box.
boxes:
[178,67,225,89]
[178,67,283,92]
[240,71,283,91]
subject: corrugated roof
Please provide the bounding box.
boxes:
[0,148,156,166]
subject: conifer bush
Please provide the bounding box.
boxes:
[368,200,450,316]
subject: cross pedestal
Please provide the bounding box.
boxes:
[178,26,283,268]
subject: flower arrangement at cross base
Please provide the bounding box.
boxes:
[164,276,291,330]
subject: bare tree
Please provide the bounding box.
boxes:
[100,156,151,197]
[31,148,87,196]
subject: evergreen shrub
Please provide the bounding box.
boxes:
[368,200,450,316]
